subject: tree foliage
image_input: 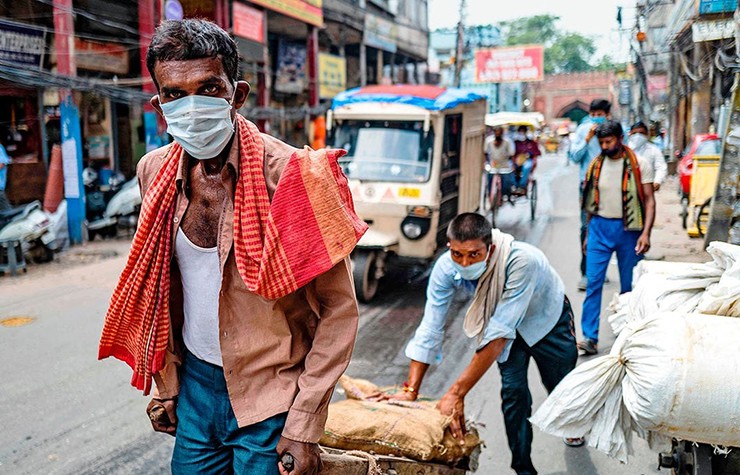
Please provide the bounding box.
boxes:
[499,14,616,74]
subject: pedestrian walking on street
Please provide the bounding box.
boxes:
[0,138,11,212]
[98,19,366,475]
[375,213,581,475]
[628,121,668,191]
[579,120,656,356]
[568,99,611,291]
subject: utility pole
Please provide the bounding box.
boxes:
[454,0,466,87]
[53,0,85,244]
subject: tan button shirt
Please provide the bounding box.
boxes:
[136,123,360,443]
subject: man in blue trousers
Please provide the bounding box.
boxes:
[579,120,655,355]
[569,99,612,291]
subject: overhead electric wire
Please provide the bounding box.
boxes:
[0,59,152,104]
[32,0,147,39]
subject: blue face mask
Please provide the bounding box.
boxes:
[591,116,606,125]
[452,257,489,281]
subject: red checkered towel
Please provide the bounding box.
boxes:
[99,115,367,394]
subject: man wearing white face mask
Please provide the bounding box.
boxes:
[375,213,580,475]
[569,99,612,292]
[98,19,365,475]
[628,121,667,191]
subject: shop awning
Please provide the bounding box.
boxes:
[0,60,152,104]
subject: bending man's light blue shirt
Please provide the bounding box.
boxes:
[405,241,565,365]
[569,119,602,183]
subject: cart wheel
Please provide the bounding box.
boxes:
[529,180,537,221]
[490,175,502,228]
[352,251,380,303]
[696,198,712,238]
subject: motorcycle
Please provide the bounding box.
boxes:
[0,200,57,264]
[86,177,141,240]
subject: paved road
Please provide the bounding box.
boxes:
[0,152,661,475]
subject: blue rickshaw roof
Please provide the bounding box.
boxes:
[332,85,487,111]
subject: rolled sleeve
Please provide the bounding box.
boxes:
[152,349,182,399]
[651,148,667,184]
[477,252,536,363]
[282,257,359,443]
[405,254,458,365]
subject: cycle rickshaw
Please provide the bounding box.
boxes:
[483,112,541,227]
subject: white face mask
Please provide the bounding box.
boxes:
[628,133,649,150]
[160,89,236,160]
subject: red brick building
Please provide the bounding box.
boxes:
[529,71,619,124]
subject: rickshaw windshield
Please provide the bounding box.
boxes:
[333,120,433,183]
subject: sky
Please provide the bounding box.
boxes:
[427,0,636,62]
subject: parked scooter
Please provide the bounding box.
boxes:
[0,201,57,263]
[84,166,140,240]
[86,177,141,240]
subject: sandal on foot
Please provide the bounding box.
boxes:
[577,339,598,356]
[564,437,585,447]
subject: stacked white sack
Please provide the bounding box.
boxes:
[607,260,722,335]
[696,242,740,317]
[531,313,740,462]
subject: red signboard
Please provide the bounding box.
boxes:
[233,2,265,43]
[475,45,545,83]
[74,37,129,74]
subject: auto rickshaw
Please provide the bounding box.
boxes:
[328,85,487,302]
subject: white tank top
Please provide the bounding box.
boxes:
[175,227,223,366]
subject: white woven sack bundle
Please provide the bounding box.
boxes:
[531,313,740,462]
[696,242,740,317]
[606,247,733,336]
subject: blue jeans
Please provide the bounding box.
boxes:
[581,216,643,342]
[579,183,587,276]
[515,159,533,188]
[498,298,578,475]
[172,351,287,475]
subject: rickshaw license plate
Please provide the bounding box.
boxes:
[398,187,421,198]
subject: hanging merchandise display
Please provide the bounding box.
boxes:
[274,39,307,95]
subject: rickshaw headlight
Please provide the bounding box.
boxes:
[401,217,430,240]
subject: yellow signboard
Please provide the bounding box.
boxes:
[398,187,421,199]
[318,53,346,99]
[248,0,322,27]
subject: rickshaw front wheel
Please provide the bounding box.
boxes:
[529,180,538,221]
[353,250,381,303]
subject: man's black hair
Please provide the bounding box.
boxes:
[595,120,623,140]
[146,19,239,90]
[589,99,611,114]
[447,213,492,246]
[517,125,528,133]
[630,121,648,132]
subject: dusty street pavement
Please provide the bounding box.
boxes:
[0,152,709,475]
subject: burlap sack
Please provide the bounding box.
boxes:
[320,399,447,461]
[323,376,482,464]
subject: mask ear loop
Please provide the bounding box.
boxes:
[229,82,238,107]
